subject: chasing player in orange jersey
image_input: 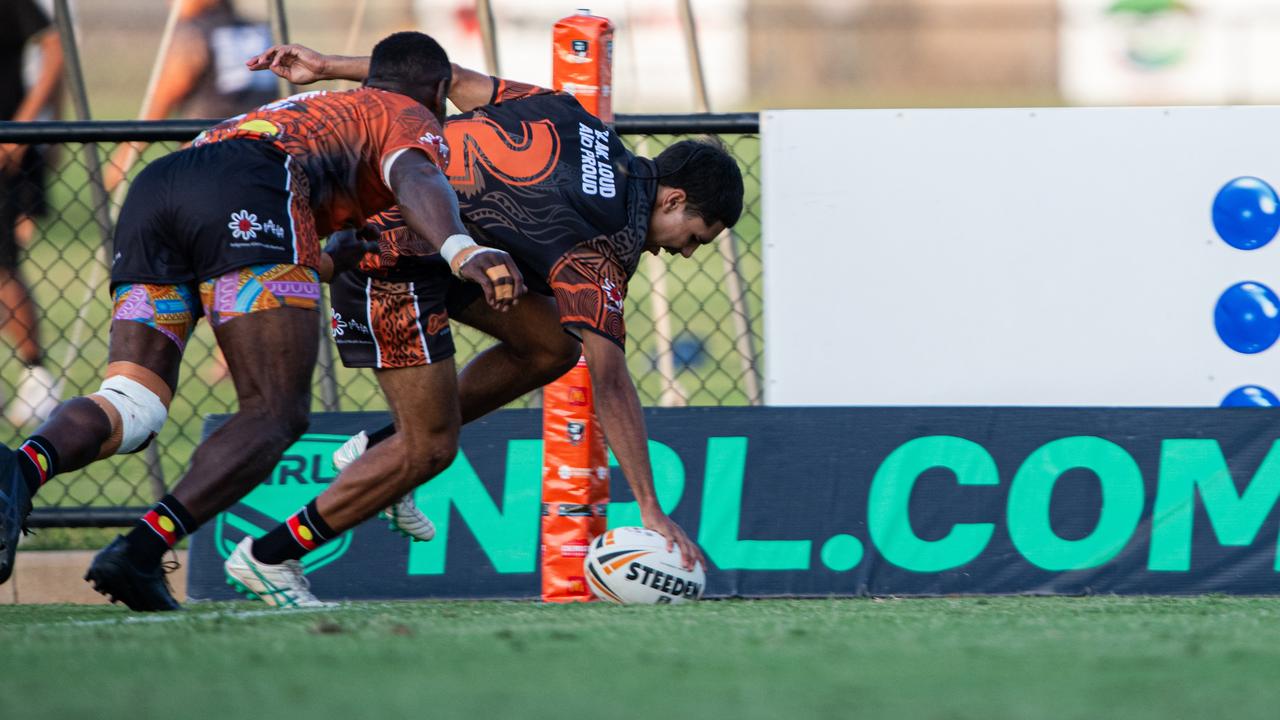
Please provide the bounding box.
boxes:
[0,33,524,610]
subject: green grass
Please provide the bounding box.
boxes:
[3,596,1280,719]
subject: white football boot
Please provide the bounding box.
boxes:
[381,493,436,542]
[332,431,436,542]
[224,537,333,608]
[331,430,369,471]
[5,366,63,427]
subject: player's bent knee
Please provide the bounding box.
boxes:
[90,375,168,454]
[248,404,310,450]
[393,435,458,490]
[272,404,311,442]
[545,340,581,378]
[522,334,580,383]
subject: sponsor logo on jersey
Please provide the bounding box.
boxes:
[417,132,450,166]
[601,278,624,313]
[567,420,586,445]
[578,123,616,198]
[262,219,286,239]
[331,310,370,339]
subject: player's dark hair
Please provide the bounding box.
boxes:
[653,139,744,228]
[367,32,452,92]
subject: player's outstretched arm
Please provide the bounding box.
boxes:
[246,44,370,85]
[245,43,506,113]
[389,150,526,311]
[448,64,497,113]
[581,331,707,570]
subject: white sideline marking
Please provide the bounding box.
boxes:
[30,605,343,629]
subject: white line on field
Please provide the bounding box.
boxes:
[26,605,343,629]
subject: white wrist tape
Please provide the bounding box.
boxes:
[440,234,477,267]
[454,247,503,274]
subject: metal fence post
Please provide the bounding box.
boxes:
[677,0,763,404]
[476,0,501,76]
[267,0,296,97]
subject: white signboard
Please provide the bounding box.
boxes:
[763,107,1280,406]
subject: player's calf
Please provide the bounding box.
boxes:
[333,432,436,542]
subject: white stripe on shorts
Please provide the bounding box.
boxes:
[366,276,382,369]
[283,154,299,265]
[409,281,432,364]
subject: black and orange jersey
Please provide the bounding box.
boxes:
[195,86,448,238]
[359,78,657,349]
[448,79,655,279]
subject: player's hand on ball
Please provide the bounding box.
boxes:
[246,44,330,85]
[641,508,705,571]
[456,248,526,312]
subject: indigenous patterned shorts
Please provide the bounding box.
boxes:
[111,263,320,350]
[328,267,454,369]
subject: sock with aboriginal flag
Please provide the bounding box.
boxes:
[15,436,59,498]
[123,494,196,568]
[251,500,336,565]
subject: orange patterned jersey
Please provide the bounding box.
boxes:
[195,87,448,238]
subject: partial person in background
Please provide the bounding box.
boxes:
[0,0,64,427]
[104,0,279,384]
[105,0,277,191]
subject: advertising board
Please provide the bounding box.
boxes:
[189,408,1280,599]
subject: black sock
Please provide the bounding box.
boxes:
[367,423,396,447]
[15,436,59,498]
[252,500,336,565]
[123,495,197,568]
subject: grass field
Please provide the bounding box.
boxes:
[4,596,1280,719]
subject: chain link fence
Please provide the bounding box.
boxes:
[0,114,762,526]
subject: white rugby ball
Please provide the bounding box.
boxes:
[584,526,705,604]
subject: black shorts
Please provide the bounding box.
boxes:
[111,139,317,287]
[329,265,456,369]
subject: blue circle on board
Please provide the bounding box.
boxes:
[1212,177,1280,250]
[820,534,864,572]
[1214,281,1280,354]
[1221,385,1280,407]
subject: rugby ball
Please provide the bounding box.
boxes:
[584,526,705,604]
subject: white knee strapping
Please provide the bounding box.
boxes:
[92,375,168,454]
